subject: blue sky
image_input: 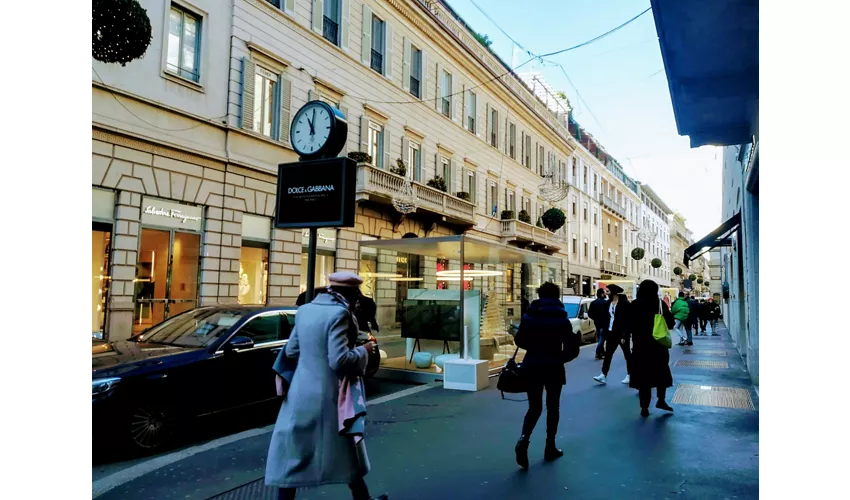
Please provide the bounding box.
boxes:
[446,0,721,238]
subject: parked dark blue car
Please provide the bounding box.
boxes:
[92,305,379,452]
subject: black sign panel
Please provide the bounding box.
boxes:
[274,157,356,228]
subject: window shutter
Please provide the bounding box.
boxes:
[361,5,372,65]
[278,76,292,145]
[312,0,324,34]
[503,116,508,154]
[534,141,539,174]
[384,22,394,79]
[401,136,409,175]
[477,96,484,138]
[434,63,440,112]
[462,85,467,128]
[449,159,455,192]
[420,50,428,101]
[383,128,391,170]
[485,103,490,141]
[452,78,459,123]
[339,106,349,154]
[307,89,314,101]
[402,37,411,91]
[284,0,295,14]
[359,115,369,155]
[521,131,525,165]
[240,57,255,131]
[340,0,350,50]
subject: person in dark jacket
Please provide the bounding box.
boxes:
[593,284,632,385]
[698,299,710,334]
[588,289,610,360]
[683,295,699,345]
[512,282,579,470]
[296,287,328,306]
[628,280,675,417]
[707,298,722,335]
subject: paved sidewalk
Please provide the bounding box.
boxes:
[99,323,758,500]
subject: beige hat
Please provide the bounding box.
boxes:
[328,271,363,288]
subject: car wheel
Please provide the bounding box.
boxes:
[128,401,177,451]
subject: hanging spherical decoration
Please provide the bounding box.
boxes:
[697,277,704,284]
[631,248,645,261]
[541,207,566,232]
[93,0,153,66]
[673,266,682,276]
[688,274,697,281]
[651,258,662,268]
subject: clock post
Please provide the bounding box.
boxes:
[274,101,355,303]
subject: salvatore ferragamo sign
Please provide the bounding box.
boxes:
[140,197,203,232]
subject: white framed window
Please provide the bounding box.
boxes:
[509,123,516,159]
[583,203,588,221]
[367,121,384,169]
[538,145,545,175]
[167,5,202,83]
[490,108,499,147]
[441,71,452,117]
[370,15,386,74]
[409,44,422,98]
[463,169,477,204]
[466,90,476,132]
[583,238,588,258]
[505,189,515,212]
[441,157,452,192]
[594,243,599,261]
[488,181,499,216]
[593,209,598,226]
[608,248,612,260]
[572,235,578,255]
[322,0,341,46]
[524,135,532,167]
[408,140,422,181]
[252,65,278,138]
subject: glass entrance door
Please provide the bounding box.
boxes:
[134,228,200,333]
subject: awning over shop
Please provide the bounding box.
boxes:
[359,235,563,267]
[683,212,741,267]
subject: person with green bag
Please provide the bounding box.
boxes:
[627,280,676,417]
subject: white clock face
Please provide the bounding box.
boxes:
[292,103,333,155]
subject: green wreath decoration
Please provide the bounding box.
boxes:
[688,274,697,281]
[673,266,682,276]
[92,0,153,66]
[631,248,645,261]
[541,208,566,232]
[651,258,662,269]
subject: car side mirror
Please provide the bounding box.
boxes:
[226,336,254,351]
[582,313,589,320]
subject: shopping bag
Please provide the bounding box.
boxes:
[652,299,673,349]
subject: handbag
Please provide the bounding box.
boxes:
[652,298,673,349]
[497,347,527,398]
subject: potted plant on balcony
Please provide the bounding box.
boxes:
[541,207,566,232]
[688,273,697,281]
[455,191,470,201]
[390,158,407,177]
[631,248,645,261]
[518,210,532,224]
[500,210,515,220]
[673,266,682,276]
[651,258,662,268]
[93,0,153,66]
[426,175,448,192]
[347,151,373,164]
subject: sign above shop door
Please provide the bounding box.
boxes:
[140,196,203,232]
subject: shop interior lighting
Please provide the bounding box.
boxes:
[436,276,474,282]
[436,269,502,278]
[361,272,403,278]
[389,277,425,282]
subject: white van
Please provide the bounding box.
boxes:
[562,295,597,343]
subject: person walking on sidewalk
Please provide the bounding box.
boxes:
[593,284,632,385]
[628,279,676,417]
[707,298,722,335]
[266,272,388,500]
[671,292,690,346]
[513,282,579,471]
[588,288,610,360]
[686,294,699,340]
[698,299,710,334]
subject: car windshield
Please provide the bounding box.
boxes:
[563,303,580,318]
[135,309,248,348]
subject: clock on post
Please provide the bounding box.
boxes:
[290,100,348,161]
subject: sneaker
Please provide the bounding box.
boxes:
[593,374,607,384]
[621,375,630,384]
[677,340,686,346]
[544,443,564,461]
[685,341,693,346]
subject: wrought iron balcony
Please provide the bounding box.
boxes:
[355,163,476,226]
[601,259,627,276]
[600,193,627,218]
[323,16,339,45]
[371,49,383,74]
[500,219,563,253]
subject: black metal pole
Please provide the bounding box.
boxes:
[305,228,318,302]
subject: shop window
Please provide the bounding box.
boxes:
[300,228,338,292]
[239,215,271,305]
[92,222,112,339]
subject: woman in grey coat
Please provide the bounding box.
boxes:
[266,272,388,500]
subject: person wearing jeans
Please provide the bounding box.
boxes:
[588,289,610,360]
[670,293,690,346]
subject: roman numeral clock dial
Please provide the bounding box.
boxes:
[289,101,347,160]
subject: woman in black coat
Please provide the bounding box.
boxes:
[512,282,579,470]
[628,280,675,416]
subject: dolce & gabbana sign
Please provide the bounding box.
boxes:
[274,157,356,229]
[140,197,204,232]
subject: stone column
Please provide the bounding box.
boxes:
[336,229,360,273]
[107,191,141,341]
[199,206,223,306]
[268,228,302,305]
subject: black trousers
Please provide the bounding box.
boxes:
[638,387,668,409]
[601,335,631,376]
[521,379,563,441]
[278,477,370,500]
[699,318,707,331]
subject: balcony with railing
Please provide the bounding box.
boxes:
[500,219,563,253]
[601,259,627,276]
[370,50,383,74]
[600,193,627,219]
[355,163,476,226]
[323,16,339,45]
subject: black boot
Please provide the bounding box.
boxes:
[515,436,530,470]
[544,438,563,462]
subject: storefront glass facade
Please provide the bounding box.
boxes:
[92,188,115,340]
[239,215,271,305]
